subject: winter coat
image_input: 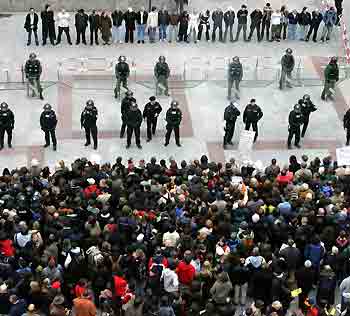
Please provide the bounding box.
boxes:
[243,104,263,123]
[212,10,223,26]
[136,11,148,25]
[250,10,263,25]
[324,63,339,81]
[89,13,100,29]
[281,54,295,72]
[176,261,195,285]
[210,272,233,304]
[125,109,142,128]
[75,12,88,30]
[317,269,336,304]
[24,13,39,31]
[224,10,235,26]
[41,10,56,37]
[147,11,159,28]
[310,11,323,26]
[297,11,311,25]
[287,12,298,24]
[111,10,123,27]
[100,15,112,41]
[40,110,57,131]
[224,104,241,123]
[279,246,301,270]
[158,10,170,25]
[124,11,136,29]
[304,243,325,267]
[237,9,249,24]
[323,9,337,26]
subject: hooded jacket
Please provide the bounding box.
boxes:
[210,272,233,304]
[176,261,195,285]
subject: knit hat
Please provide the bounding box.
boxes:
[87,178,95,185]
[271,301,282,309]
[332,246,339,254]
[252,213,260,223]
[304,260,312,268]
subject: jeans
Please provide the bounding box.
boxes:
[27,29,39,45]
[159,24,167,40]
[168,25,178,42]
[0,127,12,147]
[245,121,258,142]
[234,283,248,305]
[84,126,98,147]
[112,25,123,43]
[321,24,333,40]
[146,118,158,140]
[228,79,240,98]
[287,127,301,146]
[137,24,146,41]
[44,130,57,146]
[149,27,157,42]
[279,69,293,89]
[288,23,297,40]
[165,126,180,145]
[235,24,247,41]
[321,79,336,99]
[298,25,308,40]
[212,24,223,41]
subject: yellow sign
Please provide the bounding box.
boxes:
[291,288,302,297]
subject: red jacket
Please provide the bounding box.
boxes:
[113,276,127,297]
[84,185,101,199]
[0,239,15,257]
[176,261,195,285]
[276,171,293,186]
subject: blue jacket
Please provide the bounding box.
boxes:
[304,243,325,267]
[287,12,298,24]
[323,10,337,26]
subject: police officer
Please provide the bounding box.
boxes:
[165,100,182,147]
[223,101,240,149]
[321,56,339,101]
[125,101,143,149]
[287,104,304,149]
[243,98,263,143]
[114,55,130,99]
[81,99,98,149]
[154,56,170,96]
[24,53,43,100]
[143,96,163,142]
[0,102,15,150]
[299,94,317,138]
[344,107,350,146]
[120,91,135,138]
[279,48,295,90]
[40,104,57,151]
[227,56,243,100]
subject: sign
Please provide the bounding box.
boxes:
[291,288,302,297]
[336,146,350,166]
[238,130,255,153]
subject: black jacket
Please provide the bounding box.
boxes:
[41,10,55,29]
[123,11,136,30]
[121,97,135,118]
[75,12,88,30]
[237,9,248,24]
[81,106,98,128]
[154,62,170,78]
[143,102,162,120]
[224,105,240,123]
[24,13,39,31]
[243,104,263,123]
[288,110,304,129]
[40,110,57,131]
[111,10,123,27]
[158,10,170,25]
[297,11,311,25]
[281,54,295,72]
[125,108,142,128]
[136,11,148,25]
[115,62,130,79]
[228,62,243,80]
[300,100,317,117]
[0,109,15,129]
[25,59,42,78]
[344,109,350,129]
[212,10,223,26]
[166,108,182,127]
[310,11,323,26]
[224,10,235,26]
[250,9,263,25]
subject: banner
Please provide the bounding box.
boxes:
[238,130,255,152]
[336,146,350,166]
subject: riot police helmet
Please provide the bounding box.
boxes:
[0,102,8,111]
[303,94,310,100]
[118,55,126,62]
[86,99,94,107]
[171,100,178,107]
[125,90,133,97]
[43,103,52,111]
[286,48,293,54]
[294,104,301,112]
[233,56,240,62]
[29,53,37,60]
[159,55,166,62]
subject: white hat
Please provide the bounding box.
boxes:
[332,246,339,254]
[252,213,260,223]
[304,260,312,268]
[137,233,144,242]
[216,246,224,256]
[0,283,7,293]
[87,178,95,185]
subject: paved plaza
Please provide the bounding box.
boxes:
[0,7,349,169]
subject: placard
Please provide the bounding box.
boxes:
[336,146,350,166]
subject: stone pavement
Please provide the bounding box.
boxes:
[0,13,349,170]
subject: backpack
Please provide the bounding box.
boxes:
[86,246,104,266]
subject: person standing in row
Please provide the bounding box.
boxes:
[89,10,100,45]
[198,10,210,41]
[114,55,130,99]
[124,7,136,43]
[297,7,311,41]
[24,8,39,46]
[279,48,295,90]
[261,3,272,41]
[111,9,124,44]
[25,53,44,100]
[136,7,148,43]
[235,5,248,42]
[81,100,98,150]
[56,8,72,45]
[287,104,303,149]
[168,11,179,43]
[187,9,199,43]
[343,108,350,146]
[125,101,143,149]
[100,11,112,45]
[154,56,170,96]
[243,98,263,143]
[270,9,282,42]
[164,100,182,147]
[120,91,135,138]
[211,8,223,42]
[223,7,235,43]
[40,104,57,151]
[143,96,162,142]
[320,7,337,42]
[159,8,170,42]
[287,10,298,40]
[147,7,159,43]
[0,102,14,150]
[75,9,88,45]
[280,5,288,41]
[306,9,322,42]
[321,56,339,101]
[248,8,262,41]
[223,101,240,149]
[178,11,189,42]
[299,94,317,138]
[41,4,56,45]
[227,56,243,100]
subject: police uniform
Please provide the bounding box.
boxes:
[279,48,295,90]
[40,104,57,150]
[321,57,339,101]
[0,103,15,150]
[243,99,263,142]
[343,109,350,145]
[24,53,43,99]
[114,56,130,98]
[154,57,170,96]
[223,101,240,148]
[287,104,304,149]
[299,95,317,137]
[125,102,143,149]
[143,96,162,141]
[120,93,135,138]
[165,101,182,147]
[227,57,243,99]
[81,100,98,149]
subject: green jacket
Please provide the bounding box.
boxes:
[324,63,339,81]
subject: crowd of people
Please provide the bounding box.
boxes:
[23,1,343,46]
[0,152,350,316]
